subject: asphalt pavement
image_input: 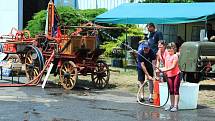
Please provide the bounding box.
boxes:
[0,85,214,121]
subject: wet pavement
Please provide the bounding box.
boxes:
[0,86,214,121]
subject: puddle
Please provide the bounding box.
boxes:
[89,90,134,98]
[71,90,91,96]
[48,92,63,96]
[51,118,79,121]
[136,110,161,121]
[92,106,128,112]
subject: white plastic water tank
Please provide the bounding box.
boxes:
[159,82,199,109]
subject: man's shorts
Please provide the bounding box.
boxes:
[137,67,153,82]
[138,68,145,82]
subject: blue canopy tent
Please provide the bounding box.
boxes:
[95,3,215,70]
[95,3,215,24]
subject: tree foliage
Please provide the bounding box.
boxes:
[193,0,215,2]
[100,26,144,56]
[25,10,47,36]
[25,6,107,37]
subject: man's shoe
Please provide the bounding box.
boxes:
[148,98,153,103]
[139,98,145,102]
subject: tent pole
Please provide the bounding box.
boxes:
[185,23,187,41]
[124,24,128,72]
[205,18,208,39]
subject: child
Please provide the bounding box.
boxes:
[159,42,181,112]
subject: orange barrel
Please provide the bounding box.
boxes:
[153,79,160,106]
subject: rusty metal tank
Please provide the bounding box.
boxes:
[179,41,215,83]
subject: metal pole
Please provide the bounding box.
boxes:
[124,24,128,72]
[205,17,208,39]
[185,23,187,41]
[18,0,23,30]
[96,0,98,9]
[75,0,77,9]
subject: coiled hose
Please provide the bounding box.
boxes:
[121,43,170,108]
[136,79,170,108]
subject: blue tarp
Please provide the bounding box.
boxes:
[95,3,215,24]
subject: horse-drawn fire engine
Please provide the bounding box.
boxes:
[0,1,110,89]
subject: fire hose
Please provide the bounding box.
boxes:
[122,43,170,108]
[27,50,55,85]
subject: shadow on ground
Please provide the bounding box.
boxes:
[74,79,117,90]
[199,85,215,91]
[197,105,210,109]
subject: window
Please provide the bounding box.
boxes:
[191,26,204,41]
[157,24,178,43]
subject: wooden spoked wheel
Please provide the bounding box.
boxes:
[91,61,110,89]
[59,61,78,90]
[25,46,44,82]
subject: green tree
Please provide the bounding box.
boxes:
[25,6,107,37]
[25,10,47,36]
[193,0,215,2]
[101,26,143,56]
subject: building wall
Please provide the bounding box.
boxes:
[55,0,140,10]
[0,0,138,34]
[176,23,205,42]
[0,0,19,34]
[0,0,50,35]
[177,24,185,41]
[157,21,215,43]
